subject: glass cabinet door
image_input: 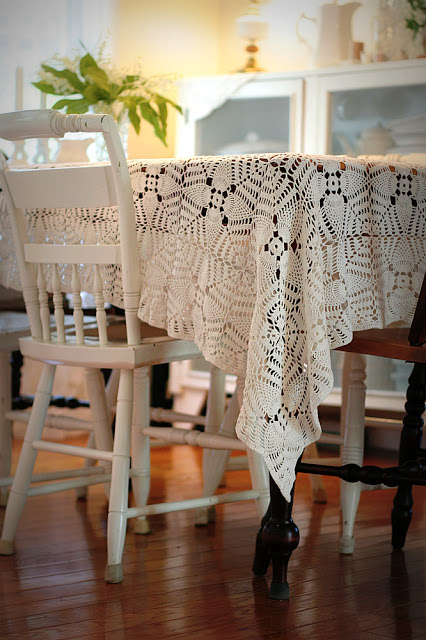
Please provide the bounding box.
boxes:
[304,59,426,156]
[176,75,304,158]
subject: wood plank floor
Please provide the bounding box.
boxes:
[1,439,425,640]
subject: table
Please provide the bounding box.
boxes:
[1,153,425,501]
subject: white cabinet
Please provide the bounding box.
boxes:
[303,59,426,155]
[176,72,304,157]
[177,59,426,159]
[174,59,426,423]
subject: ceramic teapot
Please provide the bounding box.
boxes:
[296,0,361,68]
[337,123,395,156]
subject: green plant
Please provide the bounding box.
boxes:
[406,0,426,39]
[33,44,181,145]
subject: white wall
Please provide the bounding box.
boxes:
[114,0,388,158]
[217,0,380,74]
[0,0,114,114]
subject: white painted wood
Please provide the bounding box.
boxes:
[24,244,122,265]
[32,440,113,462]
[131,367,151,535]
[0,362,55,549]
[37,265,50,342]
[84,368,113,497]
[303,59,426,154]
[176,74,304,157]
[105,369,133,582]
[0,465,106,488]
[339,352,367,555]
[0,110,269,583]
[52,265,65,344]
[72,265,85,345]
[143,425,247,450]
[5,410,93,431]
[126,489,261,519]
[4,164,117,209]
[195,366,226,524]
[94,266,108,346]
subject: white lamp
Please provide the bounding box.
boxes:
[236,0,269,73]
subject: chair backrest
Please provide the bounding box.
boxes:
[0,109,141,346]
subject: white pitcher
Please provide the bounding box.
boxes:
[296,0,361,68]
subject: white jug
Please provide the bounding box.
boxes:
[296,0,361,68]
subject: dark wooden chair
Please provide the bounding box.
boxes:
[253,270,426,599]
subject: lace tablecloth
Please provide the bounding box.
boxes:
[1,153,425,500]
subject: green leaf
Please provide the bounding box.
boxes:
[127,104,141,135]
[79,52,99,77]
[41,64,86,92]
[82,84,104,103]
[32,81,63,96]
[139,102,166,144]
[124,74,140,84]
[84,67,111,94]
[51,98,76,109]
[52,97,91,113]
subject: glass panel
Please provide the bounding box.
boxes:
[196,96,290,156]
[329,84,426,156]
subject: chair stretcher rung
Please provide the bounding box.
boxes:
[150,407,207,425]
[127,489,262,519]
[143,426,247,450]
[27,473,111,496]
[0,466,106,488]
[5,410,93,431]
[32,440,113,461]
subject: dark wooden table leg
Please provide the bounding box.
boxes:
[257,474,300,600]
[391,362,425,549]
[252,504,271,577]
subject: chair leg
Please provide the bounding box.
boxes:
[235,377,270,519]
[391,362,425,549]
[340,352,366,554]
[84,368,114,500]
[74,432,96,500]
[105,369,133,584]
[194,367,227,525]
[260,474,300,600]
[0,363,56,555]
[0,352,12,506]
[131,366,151,535]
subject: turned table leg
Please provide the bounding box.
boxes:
[253,473,300,600]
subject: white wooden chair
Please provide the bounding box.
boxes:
[0,309,105,506]
[335,152,426,554]
[0,109,269,583]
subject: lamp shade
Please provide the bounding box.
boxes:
[236,14,269,41]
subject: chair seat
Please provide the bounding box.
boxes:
[19,333,201,369]
[336,327,426,363]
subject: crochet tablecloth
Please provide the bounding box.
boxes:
[1,153,425,500]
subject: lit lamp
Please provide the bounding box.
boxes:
[236,0,269,73]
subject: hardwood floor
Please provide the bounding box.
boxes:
[1,439,425,640]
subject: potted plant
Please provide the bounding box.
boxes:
[33,43,181,153]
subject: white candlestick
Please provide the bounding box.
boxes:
[15,66,23,111]
[40,91,46,109]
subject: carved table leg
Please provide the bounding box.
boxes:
[252,503,271,577]
[258,474,300,600]
[391,362,425,549]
